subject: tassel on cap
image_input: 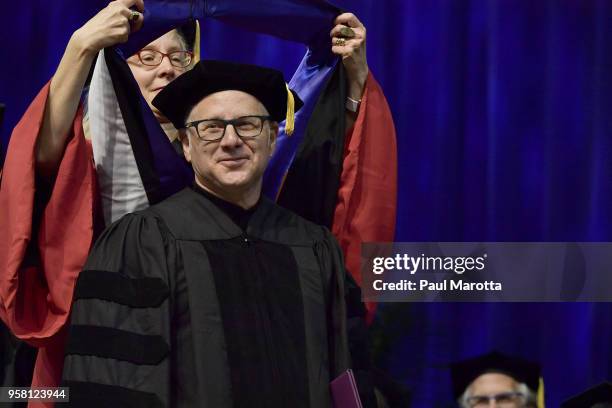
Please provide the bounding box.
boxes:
[537,377,545,408]
[285,83,295,135]
[193,20,201,63]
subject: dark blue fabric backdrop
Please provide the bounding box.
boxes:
[1,1,611,406]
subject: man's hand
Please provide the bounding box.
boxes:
[330,13,369,100]
[72,0,145,57]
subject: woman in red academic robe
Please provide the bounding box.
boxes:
[0,0,396,396]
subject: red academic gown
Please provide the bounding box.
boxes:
[331,73,397,319]
[0,74,396,397]
[0,84,97,406]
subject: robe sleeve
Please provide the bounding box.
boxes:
[331,72,398,319]
[314,230,349,380]
[315,229,376,408]
[0,83,96,390]
[61,213,172,407]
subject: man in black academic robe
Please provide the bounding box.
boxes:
[61,60,360,407]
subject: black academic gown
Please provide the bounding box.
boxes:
[61,187,351,408]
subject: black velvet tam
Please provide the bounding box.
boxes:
[152,59,303,129]
[562,382,612,408]
[450,351,541,398]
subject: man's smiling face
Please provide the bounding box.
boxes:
[182,90,278,200]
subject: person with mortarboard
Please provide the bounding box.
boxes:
[60,59,375,407]
[450,351,544,408]
[562,382,612,408]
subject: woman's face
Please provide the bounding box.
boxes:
[127,30,190,123]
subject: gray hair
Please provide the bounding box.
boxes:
[458,382,538,408]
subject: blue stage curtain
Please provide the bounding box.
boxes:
[1,1,611,406]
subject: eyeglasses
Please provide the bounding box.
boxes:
[467,391,527,408]
[185,116,272,142]
[134,49,193,68]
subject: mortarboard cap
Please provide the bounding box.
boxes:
[152,60,303,133]
[450,351,542,399]
[562,382,612,408]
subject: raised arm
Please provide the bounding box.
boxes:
[330,12,368,131]
[35,0,144,180]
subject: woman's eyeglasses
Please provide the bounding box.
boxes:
[134,49,193,68]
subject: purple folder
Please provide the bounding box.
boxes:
[330,369,363,408]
